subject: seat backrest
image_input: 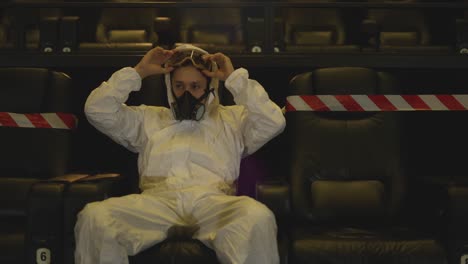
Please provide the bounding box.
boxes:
[96,3,158,44]
[178,1,243,46]
[0,68,73,179]
[283,1,347,46]
[367,0,431,46]
[286,67,403,226]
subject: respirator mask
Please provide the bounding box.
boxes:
[171,88,214,121]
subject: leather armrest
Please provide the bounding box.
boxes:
[360,19,379,49]
[447,185,468,236]
[246,17,264,51]
[26,181,68,264]
[39,16,60,52]
[60,16,79,52]
[154,16,171,33]
[446,185,468,262]
[456,18,468,31]
[0,25,6,44]
[361,19,379,34]
[245,17,284,53]
[256,181,290,221]
[456,18,468,53]
[154,16,172,47]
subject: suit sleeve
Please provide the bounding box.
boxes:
[84,67,148,153]
[224,68,286,156]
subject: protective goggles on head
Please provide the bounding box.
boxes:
[166,49,212,71]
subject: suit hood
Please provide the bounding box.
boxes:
[164,44,219,120]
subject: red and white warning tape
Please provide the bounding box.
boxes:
[0,112,77,129]
[286,95,468,112]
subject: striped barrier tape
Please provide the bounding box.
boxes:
[286,94,468,112]
[0,112,77,129]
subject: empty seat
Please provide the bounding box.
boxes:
[365,0,452,53]
[280,67,447,263]
[0,68,74,264]
[79,1,160,52]
[282,0,360,53]
[177,0,245,54]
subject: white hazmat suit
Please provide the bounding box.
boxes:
[75,45,286,264]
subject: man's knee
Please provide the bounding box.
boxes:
[77,201,108,225]
[239,198,276,226]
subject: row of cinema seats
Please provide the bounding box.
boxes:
[1,0,468,54]
[2,66,468,264]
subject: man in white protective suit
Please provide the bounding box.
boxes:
[75,44,286,264]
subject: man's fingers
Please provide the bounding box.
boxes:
[162,66,174,73]
[163,50,174,57]
[202,70,223,79]
[151,47,164,55]
[213,53,226,61]
[202,70,215,77]
[147,48,173,65]
[203,53,220,60]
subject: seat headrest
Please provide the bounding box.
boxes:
[317,67,379,95]
[0,68,48,113]
[289,67,399,119]
[291,67,383,95]
[0,68,72,113]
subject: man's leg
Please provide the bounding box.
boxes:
[192,194,280,264]
[74,193,184,264]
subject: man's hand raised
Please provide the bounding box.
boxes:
[134,47,175,79]
[201,53,235,81]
